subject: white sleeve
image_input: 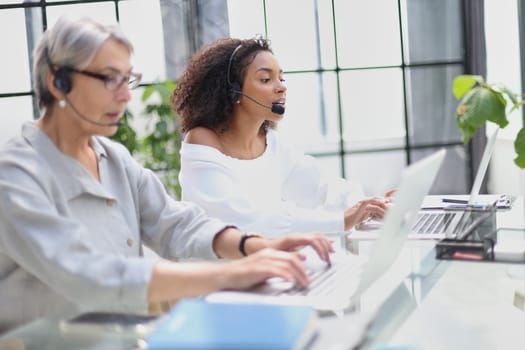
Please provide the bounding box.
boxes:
[180,146,346,237]
[281,152,365,211]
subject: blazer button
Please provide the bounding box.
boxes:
[106,199,114,206]
[127,238,133,247]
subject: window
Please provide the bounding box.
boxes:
[227,0,468,194]
[0,0,471,195]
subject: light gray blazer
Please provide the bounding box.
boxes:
[0,122,227,332]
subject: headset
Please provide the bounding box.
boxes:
[45,51,122,127]
[45,49,73,94]
[225,43,285,115]
[227,44,243,104]
[53,66,73,94]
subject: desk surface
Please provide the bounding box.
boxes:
[2,196,525,350]
[361,195,525,350]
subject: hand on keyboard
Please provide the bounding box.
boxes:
[356,217,383,231]
[264,277,299,293]
[344,192,394,231]
[300,246,333,268]
[256,258,332,296]
[252,247,332,295]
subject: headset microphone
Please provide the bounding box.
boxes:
[233,91,285,115]
[64,96,123,127]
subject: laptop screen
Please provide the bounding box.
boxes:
[468,128,499,204]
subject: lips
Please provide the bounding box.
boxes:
[105,112,122,124]
[107,111,123,118]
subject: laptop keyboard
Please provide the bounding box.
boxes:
[412,212,455,235]
[248,253,365,301]
[281,254,365,297]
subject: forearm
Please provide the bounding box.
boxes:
[147,260,230,302]
[212,227,267,258]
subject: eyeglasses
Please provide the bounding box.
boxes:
[70,68,142,90]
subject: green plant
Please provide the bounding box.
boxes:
[112,80,181,198]
[453,74,525,167]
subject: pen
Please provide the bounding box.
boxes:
[442,198,468,204]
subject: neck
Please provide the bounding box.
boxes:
[37,109,93,159]
[218,119,267,160]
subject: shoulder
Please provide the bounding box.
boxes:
[184,127,222,151]
[0,136,42,173]
[0,137,54,195]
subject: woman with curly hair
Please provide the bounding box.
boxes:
[172,37,392,238]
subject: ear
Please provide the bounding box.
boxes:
[229,82,241,104]
[46,70,64,101]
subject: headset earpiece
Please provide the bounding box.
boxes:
[53,67,72,94]
[229,82,241,103]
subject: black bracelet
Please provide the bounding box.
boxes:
[239,233,262,256]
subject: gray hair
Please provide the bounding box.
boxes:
[33,16,134,109]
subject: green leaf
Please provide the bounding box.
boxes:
[514,127,525,168]
[155,120,168,135]
[142,85,155,102]
[156,84,172,102]
[452,75,484,99]
[456,86,508,143]
[165,80,176,91]
[499,86,519,105]
[145,105,158,115]
[114,80,180,197]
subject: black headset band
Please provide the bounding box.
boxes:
[227,44,243,87]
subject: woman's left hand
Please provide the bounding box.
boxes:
[266,232,334,265]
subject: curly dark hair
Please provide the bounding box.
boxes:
[172,36,276,133]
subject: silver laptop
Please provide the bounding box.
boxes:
[413,128,500,238]
[206,150,446,311]
[354,128,501,240]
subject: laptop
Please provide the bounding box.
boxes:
[206,149,446,311]
[354,128,504,240]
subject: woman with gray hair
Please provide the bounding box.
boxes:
[0,16,333,332]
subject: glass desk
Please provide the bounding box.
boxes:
[2,197,525,350]
[357,196,525,350]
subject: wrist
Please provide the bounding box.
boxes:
[239,232,265,256]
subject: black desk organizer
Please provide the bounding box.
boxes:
[435,204,497,261]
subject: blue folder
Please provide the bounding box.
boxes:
[146,298,318,350]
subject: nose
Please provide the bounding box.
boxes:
[275,80,287,93]
[115,83,132,102]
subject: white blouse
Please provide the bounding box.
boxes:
[179,129,364,238]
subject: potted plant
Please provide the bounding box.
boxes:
[453,74,525,167]
[112,80,181,198]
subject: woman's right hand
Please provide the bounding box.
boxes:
[149,248,311,303]
[344,197,390,230]
[221,248,310,290]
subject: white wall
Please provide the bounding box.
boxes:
[485,0,525,195]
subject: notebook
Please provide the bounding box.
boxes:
[206,149,446,312]
[354,128,505,240]
[146,298,318,350]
